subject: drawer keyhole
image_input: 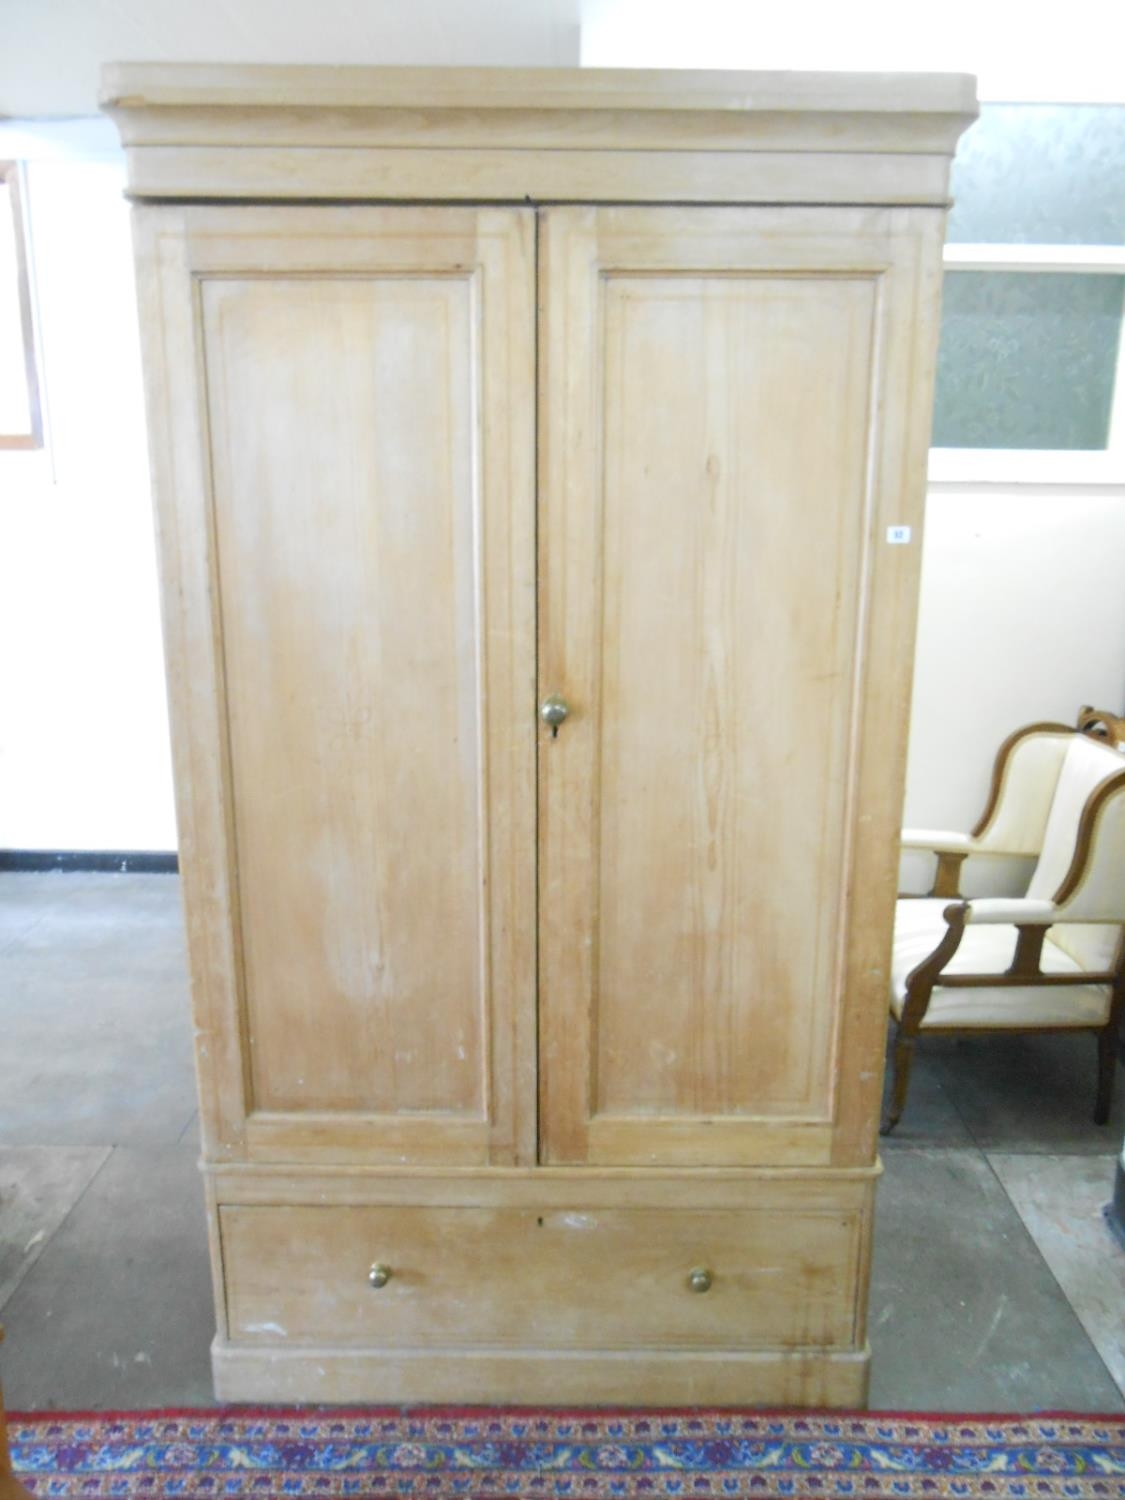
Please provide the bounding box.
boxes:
[688,1266,713,1294]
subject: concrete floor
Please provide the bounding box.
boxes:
[1,871,1123,1413]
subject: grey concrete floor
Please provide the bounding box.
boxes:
[0,871,1123,1413]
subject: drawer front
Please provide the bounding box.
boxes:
[221,1203,861,1350]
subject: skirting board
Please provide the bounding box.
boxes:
[0,849,178,873]
[212,1337,871,1407]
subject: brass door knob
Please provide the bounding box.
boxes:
[368,1263,392,1289]
[688,1266,713,1293]
[540,695,569,735]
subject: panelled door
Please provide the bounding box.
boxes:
[537,205,942,1168]
[141,205,537,1166]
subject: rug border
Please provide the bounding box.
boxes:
[10,1405,1125,1424]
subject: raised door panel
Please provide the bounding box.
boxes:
[538,206,945,1167]
[136,206,536,1165]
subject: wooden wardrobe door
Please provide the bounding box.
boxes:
[138,206,536,1166]
[538,205,944,1168]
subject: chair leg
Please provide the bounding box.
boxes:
[1095,1023,1118,1125]
[881,1031,916,1136]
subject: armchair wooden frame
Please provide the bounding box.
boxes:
[884,764,1125,1135]
[1077,704,1125,748]
[904,720,1075,900]
[905,709,1125,902]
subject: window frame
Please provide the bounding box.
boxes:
[0,160,44,451]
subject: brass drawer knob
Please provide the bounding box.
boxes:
[688,1266,713,1294]
[368,1262,392,1289]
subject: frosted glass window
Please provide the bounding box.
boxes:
[932,272,1124,450]
[948,105,1125,246]
[0,165,41,447]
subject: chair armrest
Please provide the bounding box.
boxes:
[898,902,969,1027]
[962,897,1058,925]
[943,897,1119,985]
[898,898,1117,1012]
[900,830,1038,898]
[962,897,1124,926]
[900,831,985,900]
[901,829,1034,858]
[901,828,974,854]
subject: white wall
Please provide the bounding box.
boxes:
[902,488,1125,895]
[582,0,1125,101]
[1,0,1123,851]
[0,135,176,850]
[0,0,580,116]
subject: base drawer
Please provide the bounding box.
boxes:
[221,1202,862,1351]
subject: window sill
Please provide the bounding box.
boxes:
[928,449,1125,490]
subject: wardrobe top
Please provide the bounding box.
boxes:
[100,63,979,206]
[102,63,977,118]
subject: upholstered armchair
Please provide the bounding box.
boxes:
[884,724,1125,1134]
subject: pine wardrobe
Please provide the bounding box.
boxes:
[103,65,977,1405]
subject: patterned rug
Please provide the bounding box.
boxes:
[8,1408,1125,1497]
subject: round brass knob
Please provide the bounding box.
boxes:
[368,1262,392,1289]
[688,1266,713,1294]
[540,695,569,731]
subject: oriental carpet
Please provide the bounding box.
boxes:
[7,1407,1125,1498]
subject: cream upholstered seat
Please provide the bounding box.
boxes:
[884,725,1125,1134]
